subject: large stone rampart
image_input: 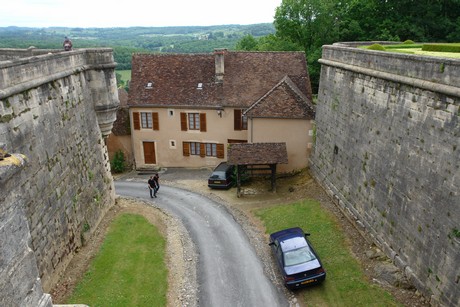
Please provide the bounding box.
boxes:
[310,44,459,306]
[0,48,119,306]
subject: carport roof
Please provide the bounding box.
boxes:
[227,143,288,165]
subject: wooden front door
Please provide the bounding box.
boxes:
[143,142,156,164]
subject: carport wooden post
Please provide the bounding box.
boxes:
[236,164,242,198]
[270,164,276,192]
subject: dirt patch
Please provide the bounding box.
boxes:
[50,169,429,307]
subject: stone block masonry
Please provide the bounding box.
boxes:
[0,48,119,306]
[310,43,459,306]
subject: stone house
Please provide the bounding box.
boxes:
[128,49,315,173]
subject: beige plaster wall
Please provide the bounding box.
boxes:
[131,107,248,169]
[106,134,134,169]
[248,118,313,173]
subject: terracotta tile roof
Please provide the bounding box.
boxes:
[227,143,288,165]
[244,76,315,119]
[128,50,312,109]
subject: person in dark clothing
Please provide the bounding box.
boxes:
[63,36,72,51]
[148,176,156,198]
[153,173,160,197]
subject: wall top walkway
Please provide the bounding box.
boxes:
[320,43,460,97]
[0,48,116,99]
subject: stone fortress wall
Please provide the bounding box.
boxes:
[0,48,119,306]
[310,43,459,306]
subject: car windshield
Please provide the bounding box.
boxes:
[284,246,316,267]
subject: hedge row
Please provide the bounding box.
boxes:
[422,43,460,53]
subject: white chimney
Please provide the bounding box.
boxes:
[214,48,226,83]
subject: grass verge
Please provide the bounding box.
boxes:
[67,213,167,307]
[254,200,400,306]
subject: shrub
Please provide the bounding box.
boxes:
[111,150,125,173]
[367,44,386,51]
[403,40,415,44]
[422,43,460,53]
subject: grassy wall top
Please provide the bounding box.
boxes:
[357,42,460,58]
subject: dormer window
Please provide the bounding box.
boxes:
[146,81,153,89]
[197,83,203,90]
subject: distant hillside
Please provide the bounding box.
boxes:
[0,24,275,69]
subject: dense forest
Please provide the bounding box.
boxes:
[0,24,275,70]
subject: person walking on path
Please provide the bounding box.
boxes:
[148,176,156,198]
[153,173,160,197]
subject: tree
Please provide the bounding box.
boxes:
[273,0,349,92]
[257,34,303,51]
[235,34,259,50]
[272,0,460,92]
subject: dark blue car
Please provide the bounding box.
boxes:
[207,162,234,189]
[269,227,326,289]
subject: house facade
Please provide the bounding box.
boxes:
[128,49,315,172]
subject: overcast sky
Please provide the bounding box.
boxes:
[0,0,282,28]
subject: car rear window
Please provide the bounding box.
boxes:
[284,246,316,266]
[209,171,226,180]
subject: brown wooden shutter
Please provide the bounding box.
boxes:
[133,112,140,130]
[216,144,225,159]
[234,109,242,130]
[182,142,190,156]
[200,143,206,157]
[152,112,159,130]
[180,112,187,131]
[200,113,207,132]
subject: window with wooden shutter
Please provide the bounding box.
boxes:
[180,112,188,131]
[182,142,190,156]
[204,143,218,157]
[152,112,159,130]
[216,144,225,159]
[200,113,207,132]
[189,142,201,155]
[200,143,206,157]
[140,112,153,128]
[234,109,242,130]
[133,112,140,130]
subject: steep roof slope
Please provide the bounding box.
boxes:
[128,50,312,109]
[244,76,315,119]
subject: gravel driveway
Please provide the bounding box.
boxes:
[115,168,291,307]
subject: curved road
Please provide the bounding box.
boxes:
[115,180,287,307]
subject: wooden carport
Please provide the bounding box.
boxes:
[227,142,288,197]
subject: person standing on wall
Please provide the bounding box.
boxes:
[153,173,160,197]
[63,36,72,51]
[148,176,156,198]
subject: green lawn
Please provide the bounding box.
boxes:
[393,48,460,58]
[116,70,132,83]
[67,213,167,307]
[255,200,400,307]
